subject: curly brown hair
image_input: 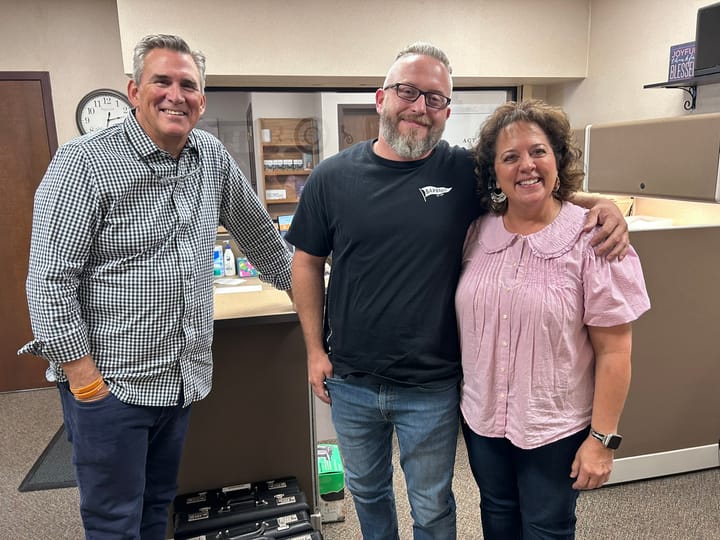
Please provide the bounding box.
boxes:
[472,99,585,214]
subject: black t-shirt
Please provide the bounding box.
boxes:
[286,140,483,386]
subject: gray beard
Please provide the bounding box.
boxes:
[379,113,443,160]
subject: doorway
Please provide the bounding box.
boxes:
[0,72,58,391]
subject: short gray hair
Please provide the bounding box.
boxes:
[394,42,452,74]
[132,34,207,92]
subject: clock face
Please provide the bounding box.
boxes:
[76,89,132,134]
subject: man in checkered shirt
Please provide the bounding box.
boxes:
[18,34,292,539]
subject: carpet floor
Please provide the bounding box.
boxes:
[3,388,719,539]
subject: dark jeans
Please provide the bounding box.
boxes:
[462,423,589,540]
[58,382,191,540]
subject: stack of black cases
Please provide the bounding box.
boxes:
[173,476,322,540]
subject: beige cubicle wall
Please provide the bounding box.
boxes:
[613,226,720,482]
[583,113,720,483]
[584,112,720,203]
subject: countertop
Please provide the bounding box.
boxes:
[213,276,296,326]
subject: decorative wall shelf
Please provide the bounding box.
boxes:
[644,72,720,111]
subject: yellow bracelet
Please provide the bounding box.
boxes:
[70,375,104,398]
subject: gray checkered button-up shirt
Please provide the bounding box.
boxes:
[19,111,292,407]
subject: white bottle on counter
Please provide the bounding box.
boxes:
[223,241,236,276]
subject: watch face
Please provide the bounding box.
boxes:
[606,434,623,450]
[76,89,131,134]
[591,428,623,450]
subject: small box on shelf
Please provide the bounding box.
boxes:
[264,174,306,204]
[265,189,289,201]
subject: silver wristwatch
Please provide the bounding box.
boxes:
[590,427,623,450]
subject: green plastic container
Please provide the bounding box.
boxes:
[317,444,344,495]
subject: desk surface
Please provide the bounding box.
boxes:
[213,277,294,321]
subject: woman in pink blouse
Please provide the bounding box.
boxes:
[456,99,650,539]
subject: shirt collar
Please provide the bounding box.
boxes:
[477,202,586,259]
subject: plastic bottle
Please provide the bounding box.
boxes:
[223,241,236,276]
[213,245,224,277]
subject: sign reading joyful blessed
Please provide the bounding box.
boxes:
[668,41,696,82]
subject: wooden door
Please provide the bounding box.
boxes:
[338,105,379,151]
[0,73,58,392]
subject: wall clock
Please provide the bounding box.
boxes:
[75,89,132,135]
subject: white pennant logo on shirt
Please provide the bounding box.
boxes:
[419,186,452,202]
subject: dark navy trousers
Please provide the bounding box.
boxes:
[462,423,589,540]
[59,382,191,540]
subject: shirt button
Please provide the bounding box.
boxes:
[502,314,508,319]
[502,341,508,347]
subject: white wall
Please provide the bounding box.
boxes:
[6,0,720,144]
[116,0,591,86]
[551,0,720,126]
[1,0,128,144]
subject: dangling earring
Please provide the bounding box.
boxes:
[489,181,507,204]
[553,176,560,193]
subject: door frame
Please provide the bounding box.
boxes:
[0,72,58,151]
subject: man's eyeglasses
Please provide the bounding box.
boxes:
[383,83,451,110]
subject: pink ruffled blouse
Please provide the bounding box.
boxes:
[456,202,650,449]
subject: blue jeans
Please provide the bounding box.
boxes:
[462,423,589,540]
[326,375,459,540]
[58,382,192,540]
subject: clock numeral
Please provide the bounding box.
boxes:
[77,90,131,134]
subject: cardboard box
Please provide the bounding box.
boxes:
[317,444,345,523]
